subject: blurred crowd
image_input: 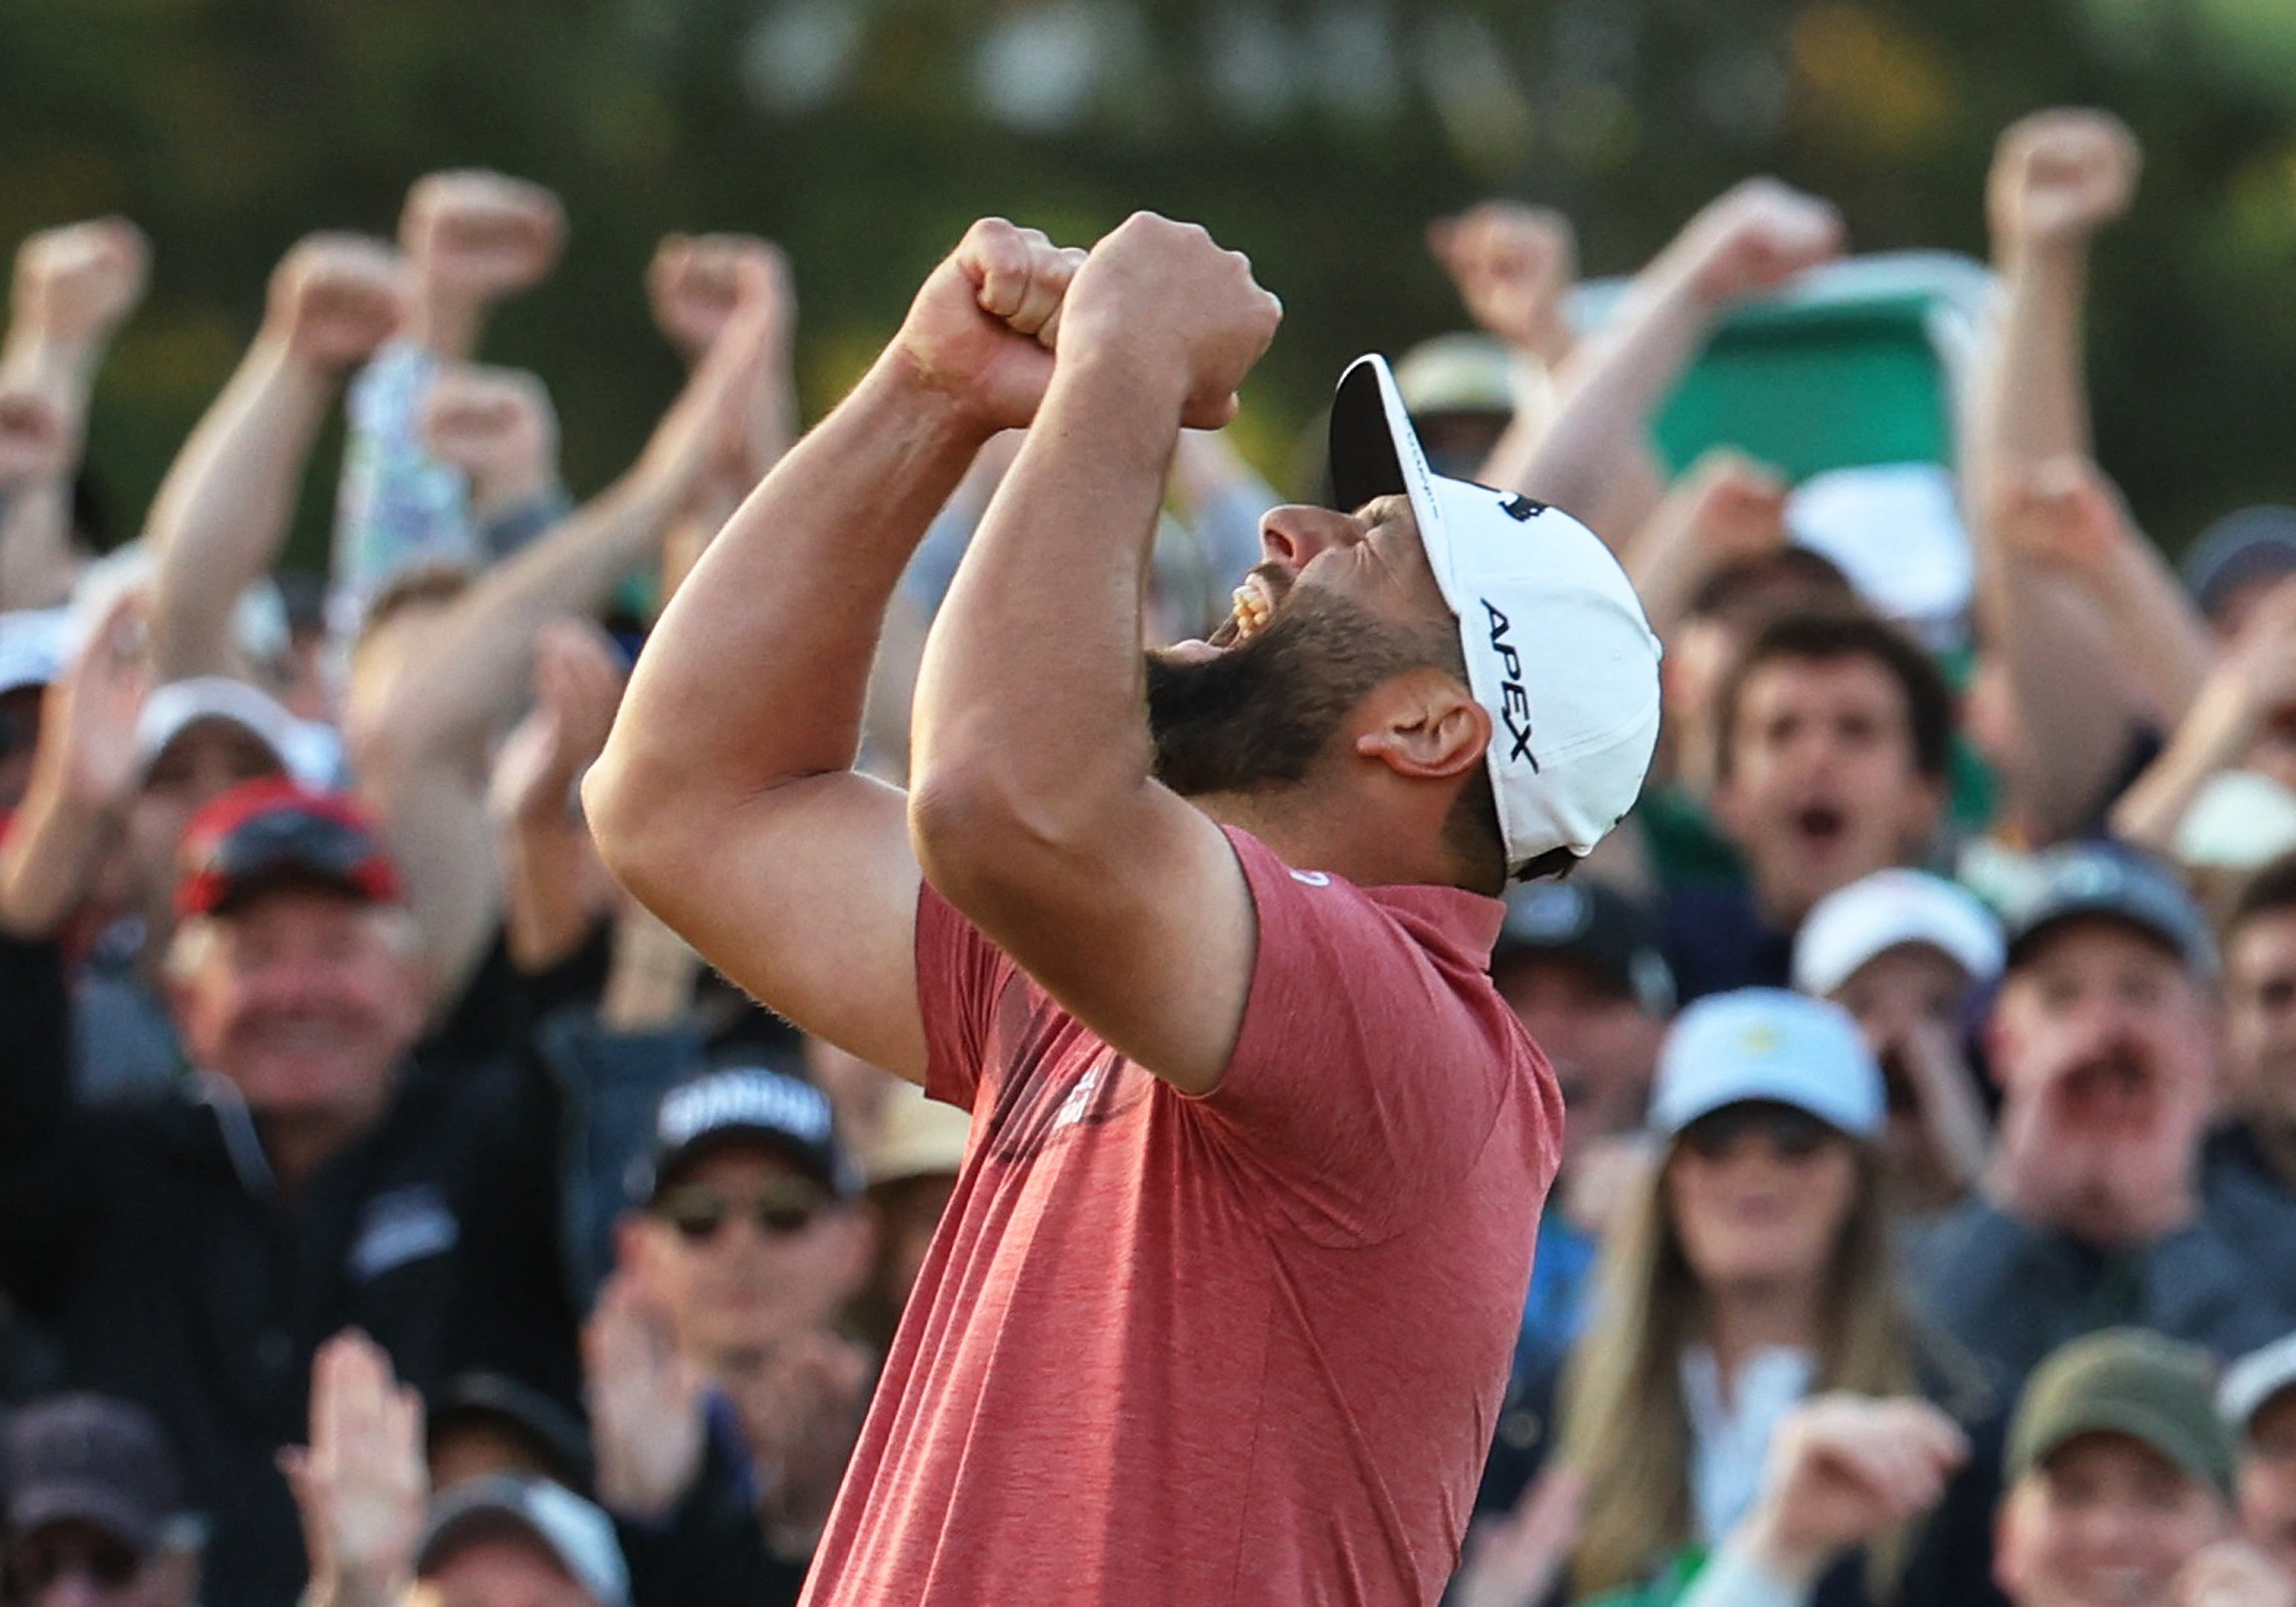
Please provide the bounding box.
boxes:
[3,103,2296,1607]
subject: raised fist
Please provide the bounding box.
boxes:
[890,218,1088,431]
[1990,456,2138,590]
[266,235,407,370]
[419,364,559,515]
[1670,178,1843,305]
[1679,448,1790,564]
[1060,212,1283,428]
[11,217,149,351]
[0,388,69,488]
[1427,202,1577,357]
[1989,110,2141,254]
[650,233,793,362]
[400,170,565,301]
[489,619,625,826]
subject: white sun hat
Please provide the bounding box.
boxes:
[1791,867,2006,1000]
[1327,354,1663,874]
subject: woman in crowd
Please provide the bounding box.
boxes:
[1460,988,1999,1607]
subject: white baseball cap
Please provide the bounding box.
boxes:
[416,1475,629,1607]
[1328,355,1663,872]
[1649,987,1884,1140]
[1792,868,2006,999]
[135,676,337,787]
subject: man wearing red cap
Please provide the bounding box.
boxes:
[0,778,580,1607]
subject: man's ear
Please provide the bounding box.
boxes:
[1352,669,1490,783]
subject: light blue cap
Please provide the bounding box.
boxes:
[1650,987,1884,1140]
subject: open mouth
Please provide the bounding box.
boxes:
[1200,568,1291,652]
[1793,803,1848,849]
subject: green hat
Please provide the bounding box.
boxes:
[2008,1329,2233,1492]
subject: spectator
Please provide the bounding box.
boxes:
[1664,608,1956,1001]
[0,779,581,1606]
[2221,855,2296,1197]
[2184,508,2296,643]
[1792,868,2003,1214]
[1675,1330,2294,1607]
[1490,877,1674,1356]
[608,1066,873,1568]
[1910,844,2296,1391]
[413,1478,630,1607]
[2221,1332,2296,1580]
[2,1394,201,1607]
[1463,988,1997,1607]
[1995,1331,2288,1607]
[426,1371,596,1496]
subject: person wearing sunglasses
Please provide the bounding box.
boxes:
[2,1394,202,1607]
[1458,988,2002,1607]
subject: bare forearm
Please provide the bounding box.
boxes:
[359,472,682,763]
[911,347,1178,838]
[1489,272,1711,521]
[2107,677,2255,852]
[0,485,81,610]
[599,359,983,811]
[148,339,332,679]
[1989,572,2142,843]
[0,780,116,938]
[502,812,608,973]
[2096,541,2214,726]
[1969,249,2091,493]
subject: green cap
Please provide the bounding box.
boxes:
[2008,1329,2233,1492]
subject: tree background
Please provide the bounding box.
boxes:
[4,0,2294,569]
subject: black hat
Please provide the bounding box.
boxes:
[426,1373,594,1494]
[2003,844,2216,977]
[637,1064,856,1204]
[1494,880,1675,1016]
[3,1395,182,1554]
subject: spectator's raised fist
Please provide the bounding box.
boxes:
[11,217,149,351]
[1427,202,1577,357]
[1740,1395,1967,1582]
[267,235,407,370]
[0,388,69,488]
[892,218,1087,430]
[490,619,625,826]
[650,233,792,362]
[1990,110,2141,253]
[401,170,565,301]
[1672,178,1843,305]
[419,364,559,516]
[1062,212,1283,428]
[1991,456,2139,589]
[1680,448,1790,564]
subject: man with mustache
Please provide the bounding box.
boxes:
[1909,844,2296,1389]
[584,214,1663,1605]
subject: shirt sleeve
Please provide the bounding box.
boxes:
[914,880,1016,1115]
[1190,828,1550,1246]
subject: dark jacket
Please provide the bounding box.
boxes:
[0,930,581,1607]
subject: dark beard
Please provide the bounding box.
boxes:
[1144,588,1423,797]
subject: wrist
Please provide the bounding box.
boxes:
[404,286,486,362]
[1735,1508,1835,1592]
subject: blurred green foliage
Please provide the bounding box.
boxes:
[3,0,2294,570]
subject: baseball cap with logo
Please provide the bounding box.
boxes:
[1648,987,1884,1141]
[1328,354,1663,875]
[2009,1328,2232,1492]
[176,778,402,918]
[415,1475,629,1607]
[3,1393,185,1555]
[2003,843,2216,978]
[1792,868,2005,1000]
[1495,879,1676,1016]
[640,1064,858,1202]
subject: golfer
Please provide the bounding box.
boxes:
[586,213,1662,1605]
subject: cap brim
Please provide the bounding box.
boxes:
[1330,355,1465,617]
[10,1485,161,1554]
[2020,1403,2227,1490]
[648,1123,846,1201]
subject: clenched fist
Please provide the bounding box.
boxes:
[419,365,559,516]
[11,217,149,352]
[1059,212,1283,429]
[1427,202,1577,359]
[266,235,408,370]
[1990,110,2141,257]
[890,218,1088,431]
[401,170,565,301]
[650,233,793,362]
[1667,178,1843,305]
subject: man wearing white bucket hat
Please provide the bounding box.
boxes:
[589,213,1663,1604]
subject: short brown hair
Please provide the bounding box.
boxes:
[1713,607,1956,785]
